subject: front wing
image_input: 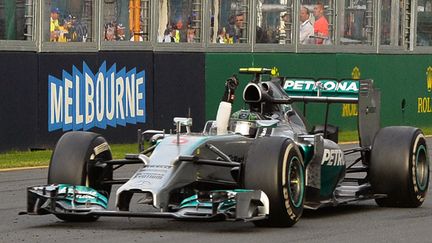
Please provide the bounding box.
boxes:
[22,184,269,222]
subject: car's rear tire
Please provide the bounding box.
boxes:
[244,137,305,227]
[48,131,113,221]
[369,126,429,207]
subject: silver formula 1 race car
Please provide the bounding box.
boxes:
[23,68,430,227]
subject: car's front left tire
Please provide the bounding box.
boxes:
[48,131,113,221]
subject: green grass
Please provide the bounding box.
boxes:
[339,130,359,143]
[0,150,53,169]
[0,143,138,170]
[420,127,432,136]
[110,143,140,159]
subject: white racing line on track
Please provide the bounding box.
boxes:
[0,165,48,172]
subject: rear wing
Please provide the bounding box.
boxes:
[284,79,359,104]
[237,68,381,148]
[283,78,380,148]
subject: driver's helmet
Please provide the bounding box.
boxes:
[229,109,264,137]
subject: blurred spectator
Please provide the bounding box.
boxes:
[216,27,226,43]
[277,12,291,44]
[50,6,89,42]
[104,22,116,41]
[313,2,329,44]
[117,24,126,41]
[235,13,244,29]
[234,13,245,43]
[226,13,245,43]
[104,22,128,41]
[256,25,269,43]
[174,23,181,42]
[281,12,290,24]
[66,15,88,42]
[226,15,236,41]
[57,25,68,42]
[163,26,176,42]
[50,8,60,42]
[299,6,314,45]
[187,25,196,43]
[162,28,170,42]
[158,0,202,43]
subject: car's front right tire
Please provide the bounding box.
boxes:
[243,137,305,227]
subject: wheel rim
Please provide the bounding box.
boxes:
[288,156,304,208]
[416,145,429,191]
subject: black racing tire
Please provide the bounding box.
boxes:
[243,137,305,227]
[369,126,429,208]
[48,131,113,222]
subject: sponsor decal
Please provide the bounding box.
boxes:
[418,66,432,113]
[284,80,359,94]
[341,104,358,117]
[427,66,432,93]
[132,167,169,181]
[93,142,110,156]
[418,97,432,113]
[321,149,344,166]
[341,67,361,117]
[48,61,146,131]
[351,66,361,80]
[172,138,189,144]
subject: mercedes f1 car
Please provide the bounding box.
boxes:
[23,68,430,227]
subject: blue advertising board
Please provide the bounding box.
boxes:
[48,61,146,132]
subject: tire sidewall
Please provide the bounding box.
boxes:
[86,137,113,195]
[280,142,305,223]
[408,132,429,206]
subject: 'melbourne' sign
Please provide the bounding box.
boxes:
[48,62,146,132]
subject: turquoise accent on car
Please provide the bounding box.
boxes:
[320,167,345,198]
[57,184,108,209]
[298,142,345,199]
[180,189,254,209]
[416,145,429,191]
[288,156,305,208]
[298,143,314,167]
[180,194,205,208]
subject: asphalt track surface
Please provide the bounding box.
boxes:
[1,140,432,243]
